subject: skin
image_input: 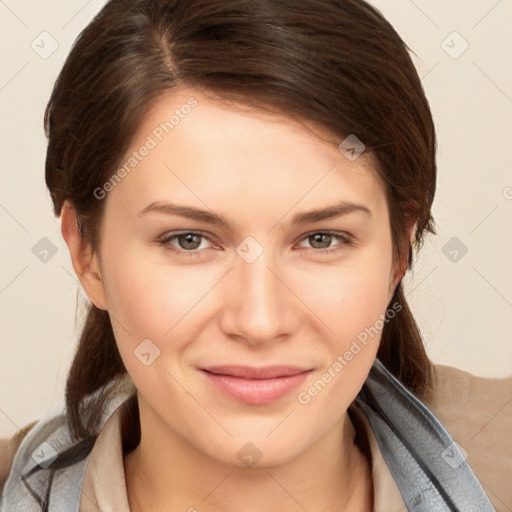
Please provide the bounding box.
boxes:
[62,86,412,511]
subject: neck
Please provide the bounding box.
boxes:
[124,402,373,512]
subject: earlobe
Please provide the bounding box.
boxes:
[60,201,108,311]
[406,220,417,249]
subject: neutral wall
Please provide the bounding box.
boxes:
[0,0,511,437]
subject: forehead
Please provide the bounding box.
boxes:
[104,86,388,223]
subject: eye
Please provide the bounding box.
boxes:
[157,230,354,257]
[296,231,354,254]
[157,231,216,255]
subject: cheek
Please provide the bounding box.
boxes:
[99,254,191,401]
[101,246,210,336]
[294,244,393,402]
[298,249,393,342]
[98,245,234,389]
[295,286,390,415]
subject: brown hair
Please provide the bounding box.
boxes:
[45,0,436,440]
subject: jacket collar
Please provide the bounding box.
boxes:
[355,359,494,511]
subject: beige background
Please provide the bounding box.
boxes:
[0,0,511,437]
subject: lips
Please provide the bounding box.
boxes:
[201,365,310,379]
[200,365,313,405]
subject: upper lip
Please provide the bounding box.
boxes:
[200,365,311,379]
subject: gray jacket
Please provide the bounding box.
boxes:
[0,359,495,511]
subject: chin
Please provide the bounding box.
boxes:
[198,435,305,470]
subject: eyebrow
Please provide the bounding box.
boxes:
[137,200,371,231]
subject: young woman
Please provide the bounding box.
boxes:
[0,0,508,510]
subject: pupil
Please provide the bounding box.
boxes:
[183,234,198,249]
[313,233,330,248]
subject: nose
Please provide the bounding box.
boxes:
[218,240,296,347]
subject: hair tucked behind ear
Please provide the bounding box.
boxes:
[45,0,437,440]
[65,305,127,439]
[378,283,434,398]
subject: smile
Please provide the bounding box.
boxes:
[200,366,313,405]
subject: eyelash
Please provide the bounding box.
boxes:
[156,230,355,257]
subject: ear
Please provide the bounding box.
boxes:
[388,220,418,297]
[61,201,108,311]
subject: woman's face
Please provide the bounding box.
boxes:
[88,86,399,467]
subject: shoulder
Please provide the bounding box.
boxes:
[426,364,512,510]
[0,404,79,507]
[0,386,134,508]
[0,420,38,498]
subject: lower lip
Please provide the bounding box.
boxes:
[201,370,312,405]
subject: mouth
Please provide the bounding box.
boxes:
[199,365,313,405]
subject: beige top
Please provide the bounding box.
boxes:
[78,402,405,512]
